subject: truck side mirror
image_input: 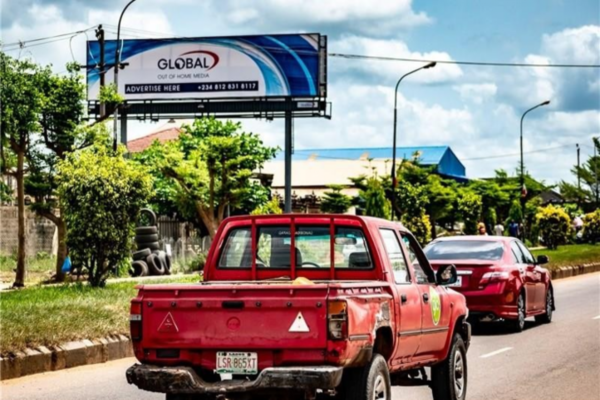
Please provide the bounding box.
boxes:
[536,255,549,265]
[436,264,458,286]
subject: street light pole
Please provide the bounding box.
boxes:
[112,0,138,152]
[390,61,436,221]
[519,100,550,238]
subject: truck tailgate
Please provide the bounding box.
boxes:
[138,283,330,350]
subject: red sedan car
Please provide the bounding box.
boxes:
[424,236,555,332]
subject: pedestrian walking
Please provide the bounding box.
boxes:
[508,220,519,238]
[494,222,505,236]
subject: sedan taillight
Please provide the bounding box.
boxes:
[479,271,510,286]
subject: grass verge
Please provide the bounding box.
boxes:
[531,244,600,270]
[0,275,199,355]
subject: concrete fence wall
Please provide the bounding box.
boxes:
[0,207,57,257]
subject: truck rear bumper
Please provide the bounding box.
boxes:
[126,363,343,394]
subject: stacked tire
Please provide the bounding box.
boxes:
[130,209,173,277]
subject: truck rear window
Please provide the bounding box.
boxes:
[218,226,373,269]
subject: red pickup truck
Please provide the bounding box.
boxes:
[126,215,471,400]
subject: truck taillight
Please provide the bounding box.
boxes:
[328,301,348,340]
[479,271,510,286]
[130,301,142,341]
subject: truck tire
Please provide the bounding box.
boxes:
[135,233,159,244]
[146,253,166,275]
[340,353,391,400]
[140,208,157,226]
[131,260,148,277]
[507,292,526,333]
[431,333,467,400]
[535,289,553,324]
[135,226,157,235]
[132,248,151,261]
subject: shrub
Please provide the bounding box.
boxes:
[251,197,282,215]
[402,213,432,246]
[583,209,600,244]
[535,205,571,250]
[57,144,152,287]
[320,184,352,214]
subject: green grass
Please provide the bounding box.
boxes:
[0,254,57,286]
[0,275,199,354]
[532,244,600,270]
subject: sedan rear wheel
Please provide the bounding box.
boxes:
[535,289,553,324]
[507,293,526,333]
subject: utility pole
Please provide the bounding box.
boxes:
[95,25,106,118]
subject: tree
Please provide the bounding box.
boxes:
[559,138,600,210]
[455,189,482,235]
[251,197,282,215]
[57,143,152,287]
[423,175,456,239]
[351,166,391,219]
[0,53,45,287]
[25,63,98,281]
[137,118,277,237]
[320,184,352,214]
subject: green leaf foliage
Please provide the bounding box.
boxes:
[535,205,571,250]
[136,117,277,237]
[251,197,283,215]
[57,144,152,287]
[583,209,600,244]
[320,184,352,214]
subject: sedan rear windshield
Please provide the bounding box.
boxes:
[424,240,504,261]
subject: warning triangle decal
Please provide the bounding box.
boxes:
[289,312,310,333]
[158,312,179,333]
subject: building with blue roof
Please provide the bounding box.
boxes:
[262,146,467,212]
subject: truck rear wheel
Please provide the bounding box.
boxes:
[431,334,467,400]
[340,353,391,400]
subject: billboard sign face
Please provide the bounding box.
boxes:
[87,34,326,101]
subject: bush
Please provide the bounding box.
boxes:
[402,213,432,246]
[250,197,282,215]
[583,209,600,244]
[57,144,152,287]
[320,184,352,214]
[535,205,571,250]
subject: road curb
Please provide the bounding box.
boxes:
[0,334,132,381]
[551,262,600,280]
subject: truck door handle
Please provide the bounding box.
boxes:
[401,294,407,304]
[422,293,429,303]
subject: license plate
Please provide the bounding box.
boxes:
[216,352,258,374]
[448,276,462,287]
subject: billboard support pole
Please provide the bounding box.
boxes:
[120,106,128,147]
[95,25,105,118]
[284,109,293,213]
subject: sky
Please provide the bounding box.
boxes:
[1,0,599,185]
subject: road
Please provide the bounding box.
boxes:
[2,273,599,400]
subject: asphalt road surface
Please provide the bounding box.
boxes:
[2,273,599,400]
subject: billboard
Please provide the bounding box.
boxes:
[87,34,326,101]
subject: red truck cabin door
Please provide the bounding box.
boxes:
[401,233,452,360]
[378,228,421,363]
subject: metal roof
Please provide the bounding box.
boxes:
[272,146,467,180]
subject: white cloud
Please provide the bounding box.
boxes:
[331,36,463,84]
[454,83,498,104]
[218,0,431,37]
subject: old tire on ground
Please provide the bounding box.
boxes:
[137,242,160,251]
[155,250,172,275]
[135,226,157,235]
[431,333,468,400]
[131,260,149,277]
[132,248,151,261]
[135,233,159,244]
[339,353,391,400]
[146,253,166,275]
[535,288,553,324]
[507,292,526,333]
[139,208,157,226]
